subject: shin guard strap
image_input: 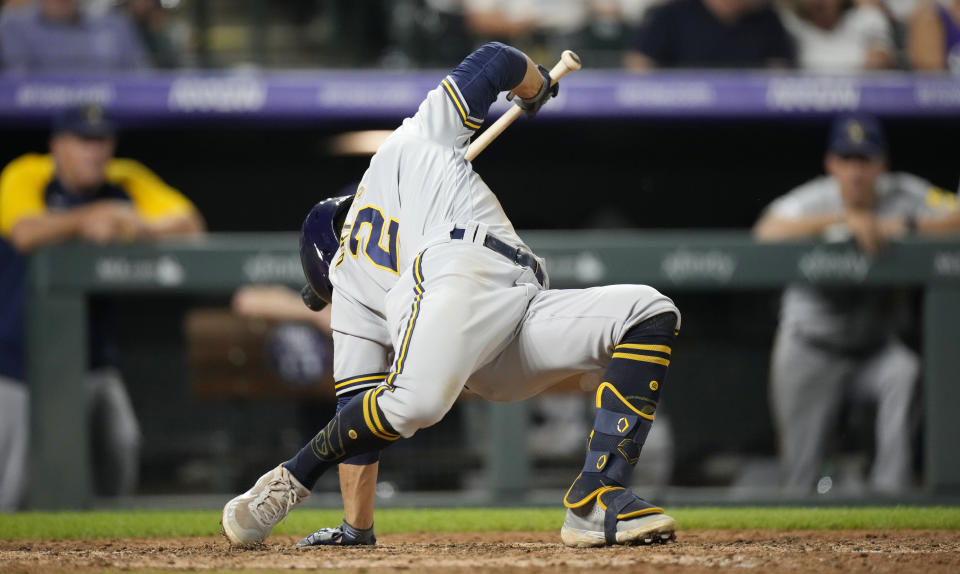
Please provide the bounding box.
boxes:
[581,450,633,486]
[603,489,635,545]
[599,489,665,545]
[595,408,640,436]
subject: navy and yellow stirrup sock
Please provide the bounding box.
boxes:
[284,387,400,490]
[564,312,677,511]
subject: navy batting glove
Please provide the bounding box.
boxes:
[507,64,558,118]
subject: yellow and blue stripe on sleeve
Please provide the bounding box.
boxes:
[441,77,483,131]
[106,158,198,221]
[0,154,55,237]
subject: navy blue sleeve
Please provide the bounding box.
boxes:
[448,42,528,122]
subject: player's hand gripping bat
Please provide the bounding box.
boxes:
[465,50,582,162]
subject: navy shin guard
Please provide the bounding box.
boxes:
[284,387,399,489]
[565,312,677,508]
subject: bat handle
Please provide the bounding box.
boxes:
[547,50,582,85]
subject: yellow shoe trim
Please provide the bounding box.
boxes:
[595,487,626,511]
[617,507,664,520]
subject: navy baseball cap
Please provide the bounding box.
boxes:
[828,113,886,157]
[52,104,116,138]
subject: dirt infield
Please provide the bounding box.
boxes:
[3,530,959,573]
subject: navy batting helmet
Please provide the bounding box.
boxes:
[300,193,355,310]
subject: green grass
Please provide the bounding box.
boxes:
[1,507,959,540]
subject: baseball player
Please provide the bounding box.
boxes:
[754,113,960,493]
[0,104,204,510]
[221,41,681,548]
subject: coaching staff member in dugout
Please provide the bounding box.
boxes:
[0,104,205,510]
[754,113,960,495]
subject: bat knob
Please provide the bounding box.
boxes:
[562,50,582,71]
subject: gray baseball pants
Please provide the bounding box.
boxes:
[376,240,679,438]
[770,326,919,493]
[0,368,141,510]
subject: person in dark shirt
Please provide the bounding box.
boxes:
[624,0,795,69]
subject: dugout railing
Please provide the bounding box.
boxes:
[25,231,960,508]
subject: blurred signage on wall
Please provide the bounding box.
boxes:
[798,247,870,281]
[3,72,960,126]
[544,251,606,284]
[661,249,737,284]
[94,255,185,286]
[242,253,303,283]
[933,251,960,277]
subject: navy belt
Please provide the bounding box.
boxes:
[451,227,546,287]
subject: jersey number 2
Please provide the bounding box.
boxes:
[348,205,400,274]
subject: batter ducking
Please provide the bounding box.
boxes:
[221,42,680,549]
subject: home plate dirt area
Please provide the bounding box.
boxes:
[2,530,960,573]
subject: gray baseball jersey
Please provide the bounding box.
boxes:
[328,74,532,395]
[765,172,957,350]
[330,75,529,313]
[327,68,679,435]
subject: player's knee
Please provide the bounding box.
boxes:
[378,391,452,438]
[614,285,681,335]
[886,346,920,397]
[898,348,920,383]
[627,309,680,337]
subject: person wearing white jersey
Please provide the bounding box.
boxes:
[754,113,960,494]
[221,42,681,548]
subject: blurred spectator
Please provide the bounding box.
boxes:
[779,0,895,70]
[624,0,795,70]
[574,0,640,67]
[753,114,960,494]
[0,0,149,71]
[232,285,334,386]
[463,0,540,44]
[908,0,960,71]
[122,0,185,69]
[323,0,391,67]
[463,0,587,61]
[0,103,204,510]
[384,0,474,68]
[232,284,332,335]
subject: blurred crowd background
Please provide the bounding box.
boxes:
[1,0,960,72]
[1,0,959,511]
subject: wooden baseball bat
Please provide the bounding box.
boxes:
[465,50,582,162]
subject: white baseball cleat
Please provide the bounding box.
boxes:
[560,488,676,548]
[221,464,310,546]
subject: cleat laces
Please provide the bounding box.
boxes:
[251,477,301,527]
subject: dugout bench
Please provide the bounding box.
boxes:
[26,231,960,508]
